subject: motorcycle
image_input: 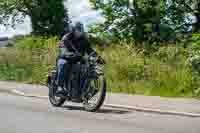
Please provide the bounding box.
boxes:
[47,53,106,112]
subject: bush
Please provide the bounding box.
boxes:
[97,44,194,97]
[0,36,58,84]
[15,36,59,49]
[188,34,200,96]
[0,36,197,97]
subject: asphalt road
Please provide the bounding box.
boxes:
[0,93,200,133]
[0,40,8,47]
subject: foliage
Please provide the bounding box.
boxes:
[0,36,199,97]
[188,34,200,95]
[190,34,200,54]
[15,36,59,49]
[89,0,200,43]
[98,44,194,97]
[0,0,67,36]
[173,0,200,32]
[0,37,59,84]
[89,0,176,42]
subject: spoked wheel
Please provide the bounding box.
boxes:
[48,74,66,107]
[83,75,106,112]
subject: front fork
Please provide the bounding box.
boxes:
[47,70,57,96]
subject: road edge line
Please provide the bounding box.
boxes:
[11,89,200,117]
[11,89,48,99]
[104,104,200,117]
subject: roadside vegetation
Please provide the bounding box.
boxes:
[0,35,199,97]
[0,0,199,97]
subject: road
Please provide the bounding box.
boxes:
[0,92,200,133]
[0,41,8,47]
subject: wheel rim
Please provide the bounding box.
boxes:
[85,76,104,107]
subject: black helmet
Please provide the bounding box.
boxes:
[74,21,84,32]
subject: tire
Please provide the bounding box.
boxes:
[49,93,66,107]
[47,75,66,107]
[83,76,106,112]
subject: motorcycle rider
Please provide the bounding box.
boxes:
[56,21,104,99]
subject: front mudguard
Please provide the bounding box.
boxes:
[46,70,57,86]
[47,70,57,97]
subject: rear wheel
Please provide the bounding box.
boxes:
[83,75,106,112]
[48,72,66,107]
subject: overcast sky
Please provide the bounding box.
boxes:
[0,0,102,37]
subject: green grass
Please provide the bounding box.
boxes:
[0,36,57,85]
[0,36,199,97]
[99,44,194,97]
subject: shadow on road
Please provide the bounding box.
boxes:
[61,105,131,114]
[97,108,130,114]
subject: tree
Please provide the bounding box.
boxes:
[163,0,188,32]
[89,0,199,43]
[0,0,67,36]
[89,0,173,42]
[175,0,200,33]
[162,0,200,33]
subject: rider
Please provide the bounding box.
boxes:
[56,21,100,98]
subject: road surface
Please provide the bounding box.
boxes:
[0,92,200,133]
[0,40,8,47]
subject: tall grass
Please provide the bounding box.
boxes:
[98,44,194,97]
[0,36,198,97]
[0,36,58,85]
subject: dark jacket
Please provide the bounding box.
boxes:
[59,32,96,62]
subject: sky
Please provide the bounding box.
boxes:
[0,0,102,38]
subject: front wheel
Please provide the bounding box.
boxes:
[83,76,106,112]
[47,72,66,107]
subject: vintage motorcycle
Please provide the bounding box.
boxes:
[47,53,106,112]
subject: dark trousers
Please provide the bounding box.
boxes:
[57,58,72,88]
[57,58,81,98]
